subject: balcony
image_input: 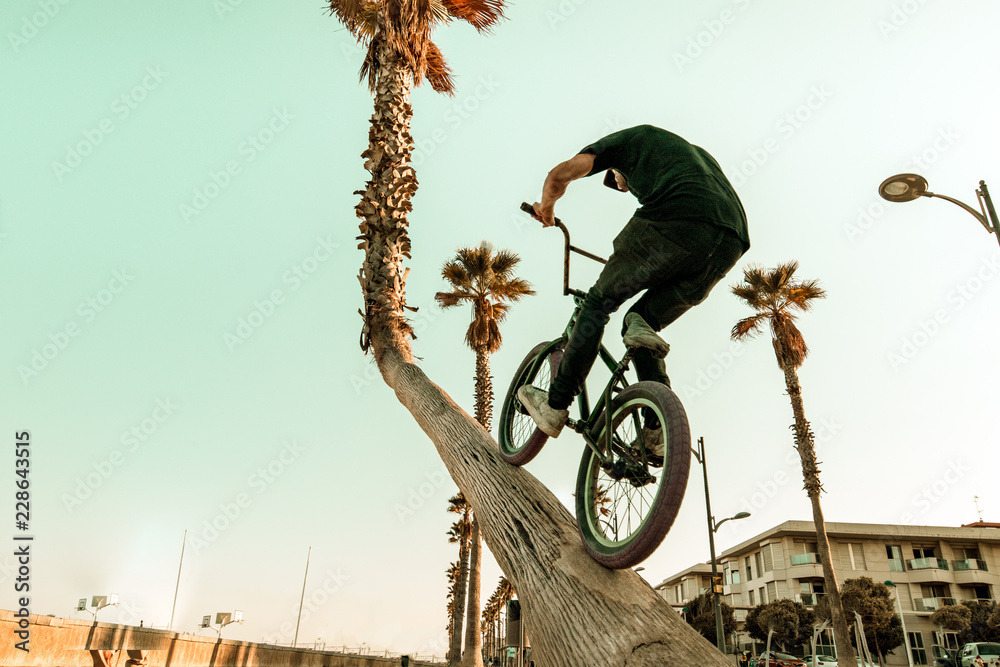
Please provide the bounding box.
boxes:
[790,553,821,565]
[953,559,987,571]
[908,557,949,571]
[914,597,957,612]
[797,593,825,606]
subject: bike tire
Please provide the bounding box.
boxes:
[574,381,691,568]
[497,341,564,466]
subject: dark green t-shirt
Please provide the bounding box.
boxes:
[579,124,749,249]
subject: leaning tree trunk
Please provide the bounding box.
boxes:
[778,346,856,665]
[353,38,731,667]
[462,518,484,667]
[450,509,471,666]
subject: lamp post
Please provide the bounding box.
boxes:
[884,580,914,667]
[169,529,187,631]
[293,546,313,648]
[693,437,751,653]
[878,173,1000,250]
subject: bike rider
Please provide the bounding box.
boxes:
[520,125,750,449]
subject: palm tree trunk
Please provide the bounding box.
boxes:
[474,346,493,430]
[779,353,856,665]
[356,33,733,667]
[463,519,484,667]
[450,511,471,666]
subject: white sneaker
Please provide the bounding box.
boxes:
[516,385,569,438]
[623,313,670,359]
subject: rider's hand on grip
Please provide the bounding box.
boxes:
[520,202,560,227]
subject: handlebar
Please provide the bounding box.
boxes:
[519,202,606,298]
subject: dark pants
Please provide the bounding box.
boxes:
[547,216,747,410]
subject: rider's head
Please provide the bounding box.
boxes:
[603,169,629,193]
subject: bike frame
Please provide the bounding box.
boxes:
[520,218,652,469]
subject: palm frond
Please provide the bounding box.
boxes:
[441,261,471,289]
[731,314,767,341]
[435,291,467,308]
[490,248,520,276]
[491,277,534,302]
[424,40,455,94]
[327,0,367,31]
[441,0,507,32]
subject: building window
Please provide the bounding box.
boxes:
[759,586,766,604]
[745,556,753,582]
[913,546,936,559]
[755,552,764,579]
[845,543,867,570]
[762,544,774,572]
[954,546,987,572]
[749,589,755,605]
[767,581,777,602]
[971,584,991,601]
[886,544,904,571]
[909,632,927,665]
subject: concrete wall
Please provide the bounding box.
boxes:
[0,611,438,667]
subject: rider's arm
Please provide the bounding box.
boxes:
[533,153,596,226]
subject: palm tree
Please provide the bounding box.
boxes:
[331,2,738,663]
[436,242,534,429]
[436,243,532,667]
[482,576,515,665]
[730,261,856,665]
[446,493,473,666]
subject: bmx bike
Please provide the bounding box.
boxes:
[496,203,692,569]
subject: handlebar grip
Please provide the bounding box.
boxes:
[520,202,561,226]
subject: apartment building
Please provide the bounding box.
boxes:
[654,520,1000,665]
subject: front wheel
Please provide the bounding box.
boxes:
[575,381,691,568]
[497,341,563,466]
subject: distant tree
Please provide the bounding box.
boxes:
[838,577,903,662]
[958,601,1000,645]
[731,262,855,666]
[684,591,736,645]
[989,604,1000,630]
[446,494,473,666]
[931,604,972,639]
[746,599,815,651]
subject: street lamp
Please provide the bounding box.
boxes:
[693,437,751,653]
[878,173,1000,249]
[884,580,914,667]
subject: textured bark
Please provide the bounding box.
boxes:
[473,347,493,431]
[355,27,730,667]
[778,340,856,665]
[462,519,484,667]
[450,508,471,666]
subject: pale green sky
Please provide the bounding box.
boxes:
[2,0,1000,654]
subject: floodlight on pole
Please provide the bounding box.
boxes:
[878,173,1000,249]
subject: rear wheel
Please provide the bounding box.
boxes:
[497,341,563,466]
[575,381,691,568]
